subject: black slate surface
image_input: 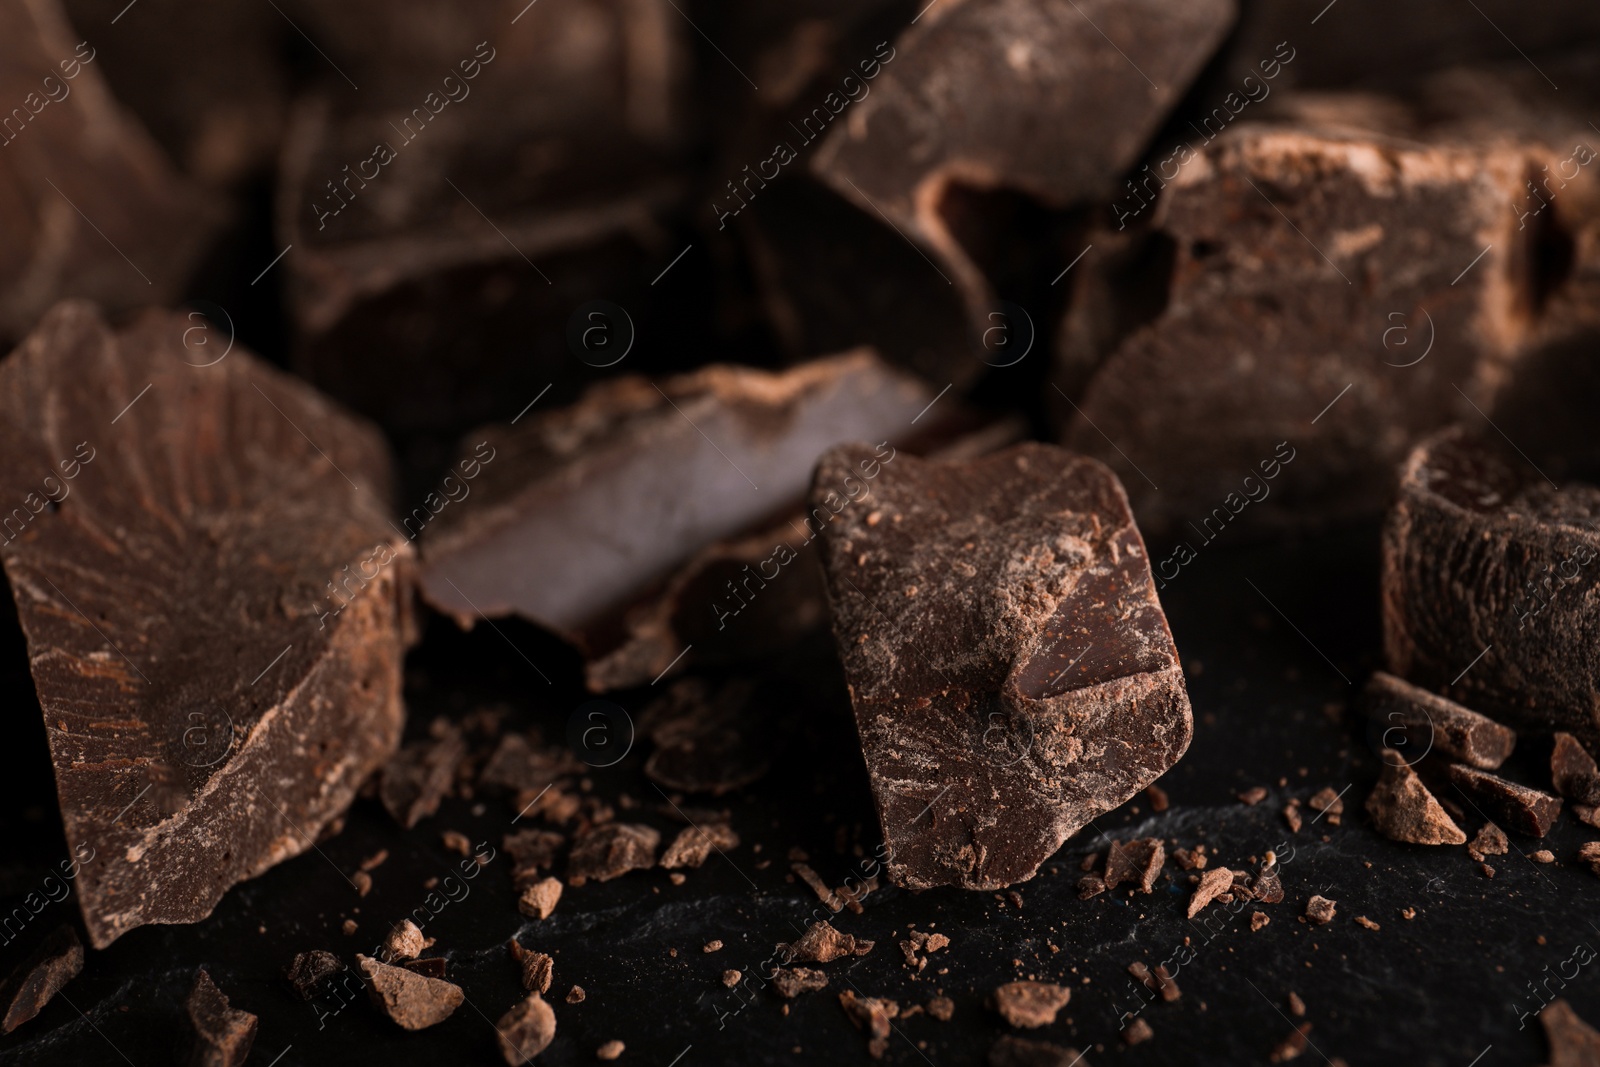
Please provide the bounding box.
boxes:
[1,517,1597,1067]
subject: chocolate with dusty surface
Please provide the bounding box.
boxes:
[1363,672,1516,770]
[0,926,82,1033]
[0,303,410,947]
[357,954,464,1030]
[780,921,874,964]
[496,993,557,1065]
[567,823,660,885]
[1365,751,1466,845]
[991,981,1071,1029]
[813,442,1191,890]
[772,968,829,998]
[184,969,257,1067]
[1446,764,1562,837]
[379,719,466,828]
[1551,733,1600,805]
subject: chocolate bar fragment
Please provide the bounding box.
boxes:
[1064,116,1541,536]
[812,0,1235,328]
[1362,672,1515,770]
[1446,764,1561,838]
[184,969,257,1067]
[0,926,81,1033]
[420,352,937,659]
[1552,733,1600,805]
[0,0,224,344]
[358,954,463,1030]
[813,442,1192,889]
[1364,752,1465,846]
[0,302,411,947]
[1383,425,1600,753]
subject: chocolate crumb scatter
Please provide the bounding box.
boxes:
[900,930,951,970]
[496,994,557,1065]
[1173,845,1208,870]
[792,862,844,910]
[992,981,1070,1028]
[1305,896,1337,925]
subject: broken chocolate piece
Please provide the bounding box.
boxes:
[1251,912,1270,932]
[480,733,581,796]
[814,442,1192,890]
[1104,838,1165,894]
[1383,426,1600,753]
[1251,864,1286,905]
[772,968,829,998]
[1541,999,1600,1067]
[1188,868,1236,918]
[780,921,874,964]
[509,942,553,995]
[1124,1018,1154,1045]
[839,990,900,1059]
[991,981,1070,1029]
[1447,764,1562,837]
[358,954,464,1030]
[402,958,448,980]
[1577,843,1600,877]
[1364,673,1516,770]
[420,353,937,657]
[642,679,770,795]
[1469,822,1510,859]
[285,950,343,1001]
[504,828,566,886]
[379,719,467,828]
[0,303,410,947]
[381,920,432,962]
[1365,751,1467,845]
[1305,896,1337,925]
[597,1040,625,1061]
[184,969,257,1067]
[0,926,81,1033]
[497,993,557,1064]
[568,823,660,885]
[518,877,563,921]
[1552,733,1600,805]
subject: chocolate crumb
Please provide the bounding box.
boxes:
[382,920,433,962]
[567,985,586,1004]
[569,823,660,884]
[780,921,874,963]
[928,996,955,1021]
[184,969,257,1067]
[341,919,358,936]
[703,940,724,953]
[1174,845,1208,871]
[669,872,687,885]
[440,829,472,856]
[1308,787,1345,820]
[1077,874,1106,899]
[1533,850,1556,864]
[1251,864,1286,905]
[1576,842,1600,877]
[1355,916,1381,931]
[1187,867,1235,918]
[1283,803,1303,833]
[0,927,82,1033]
[1469,822,1510,859]
[772,968,829,998]
[358,954,463,1030]
[352,870,373,897]
[900,930,951,970]
[1124,1017,1154,1045]
[1104,838,1165,893]
[1240,787,1269,806]
[1447,764,1562,838]
[497,993,557,1064]
[518,877,564,920]
[380,723,467,828]
[1146,784,1170,812]
[839,990,901,1059]
[1305,896,1337,925]
[792,862,844,910]
[1402,908,1417,920]
[991,981,1070,1028]
[1481,862,1497,878]
[1270,1023,1312,1062]
[1251,912,1271,932]
[360,850,389,872]
[1288,992,1306,1017]
[661,823,739,870]
[721,969,741,987]
[597,1039,625,1061]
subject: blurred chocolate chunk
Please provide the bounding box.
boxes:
[1446,765,1561,838]
[991,981,1070,1029]
[838,989,899,1059]
[1065,117,1541,536]
[642,679,770,795]
[1364,751,1465,846]
[567,823,659,885]
[0,926,81,1034]
[989,1035,1087,1067]
[285,951,343,1001]
[772,967,828,998]
[184,969,257,1067]
[479,733,581,795]
[1383,426,1600,753]
[1363,672,1515,770]
[379,719,467,828]
[420,352,937,664]
[660,822,739,869]
[1541,999,1600,1067]
[814,442,1192,889]
[358,954,463,1030]
[496,993,557,1064]
[1552,733,1600,805]
[0,0,224,344]
[0,303,411,947]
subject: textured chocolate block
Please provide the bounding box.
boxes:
[1446,764,1562,838]
[1383,425,1600,753]
[0,302,410,947]
[813,442,1191,889]
[1362,672,1515,770]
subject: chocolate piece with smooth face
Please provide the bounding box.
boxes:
[0,303,410,947]
[1363,672,1516,769]
[184,969,257,1067]
[358,955,463,1030]
[567,823,660,885]
[1365,751,1466,845]
[813,442,1192,890]
[1446,764,1562,837]
[1552,733,1600,804]
[0,926,81,1033]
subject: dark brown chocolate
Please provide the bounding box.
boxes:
[285,950,343,1001]
[0,925,81,1033]
[813,442,1192,890]
[496,993,557,1064]
[0,303,410,947]
[358,954,463,1030]
[184,969,257,1067]
[567,823,659,885]
[1363,672,1516,770]
[991,981,1070,1029]
[642,679,769,796]
[379,719,467,828]
[1541,999,1600,1067]
[772,967,828,998]
[1551,733,1600,805]
[1364,751,1466,845]
[1446,764,1562,837]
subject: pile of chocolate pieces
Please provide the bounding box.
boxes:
[3,0,1600,1061]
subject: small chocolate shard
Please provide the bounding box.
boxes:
[1469,822,1510,860]
[496,993,557,1065]
[1283,802,1304,834]
[566,985,586,1004]
[518,878,563,921]
[357,954,464,1030]
[1447,765,1562,837]
[0,304,411,947]
[568,823,660,885]
[1288,992,1306,1017]
[991,981,1070,1029]
[1364,673,1517,770]
[791,862,843,910]
[1552,733,1600,805]
[773,968,830,998]
[509,941,553,994]
[1076,874,1106,900]
[1355,916,1381,931]
[1305,896,1337,925]
[0,926,82,1033]
[780,921,874,964]
[1187,868,1236,918]
[1251,865,1286,905]
[184,969,257,1067]
[1240,787,1269,806]
[285,950,342,1001]
[814,443,1192,890]
[1124,1018,1154,1045]
[597,1040,626,1061]
[839,990,900,1059]
[1541,1000,1600,1067]
[381,920,432,963]
[1308,787,1345,822]
[379,719,467,828]
[1104,838,1165,894]
[1365,752,1467,845]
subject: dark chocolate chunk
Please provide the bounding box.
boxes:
[0,926,82,1033]
[1541,999,1600,1067]
[357,954,463,1030]
[1365,752,1466,845]
[1103,838,1164,894]
[1187,868,1236,918]
[401,958,448,980]
[1304,895,1337,925]
[779,921,874,965]
[285,950,343,1001]
[567,823,660,885]
[839,990,900,1060]
[814,442,1192,890]
[496,993,557,1065]
[1468,821,1510,859]
[1446,764,1562,837]
[0,5,223,344]
[509,941,554,994]
[0,304,410,946]
[379,719,467,828]
[1363,673,1516,770]
[1551,733,1600,805]
[642,679,769,795]
[772,967,828,999]
[1383,426,1600,752]
[660,822,740,870]
[991,982,1070,1029]
[988,1034,1088,1067]
[184,969,257,1067]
